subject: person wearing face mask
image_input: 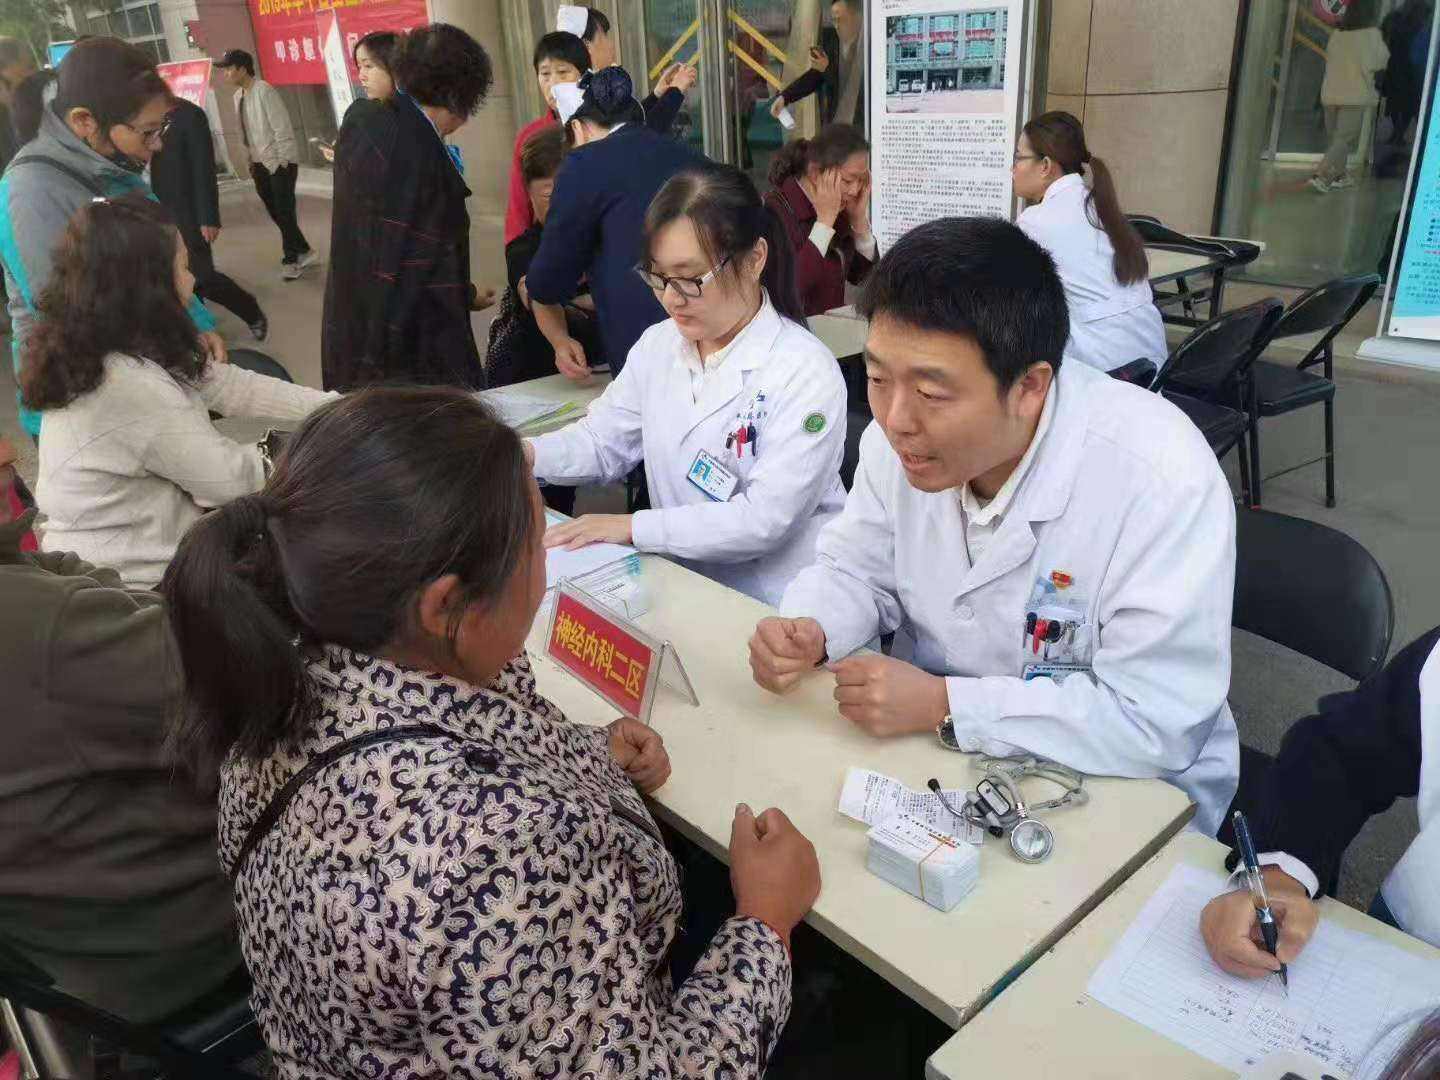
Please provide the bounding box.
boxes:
[749,217,1240,838]
[528,163,848,606]
[1012,111,1166,375]
[0,39,226,443]
[525,67,704,379]
[162,386,821,1078]
[557,5,696,136]
[322,23,495,391]
[764,124,875,317]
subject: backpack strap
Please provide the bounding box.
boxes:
[229,724,458,882]
[9,155,105,197]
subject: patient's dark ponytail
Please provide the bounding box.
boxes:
[162,387,539,778]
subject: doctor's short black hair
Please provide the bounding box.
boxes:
[856,216,1069,392]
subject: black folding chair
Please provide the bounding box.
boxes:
[840,405,873,491]
[1247,273,1380,509]
[0,934,262,1079]
[1153,298,1286,503]
[1129,215,1262,327]
[1223,508,1394,877]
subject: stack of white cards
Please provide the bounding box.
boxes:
[866,813,981,912]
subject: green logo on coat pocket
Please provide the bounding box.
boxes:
[803,413,826,434]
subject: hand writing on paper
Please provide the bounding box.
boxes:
[1200,870,1318,979]
[608,717,670,793]
[730,803,821,951]
[749,616,827,694]
[829,653,948,737]
[544,513,633,551]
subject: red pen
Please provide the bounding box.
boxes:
[1033,618,1049,655]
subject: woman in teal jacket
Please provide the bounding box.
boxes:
[1,37,225,439]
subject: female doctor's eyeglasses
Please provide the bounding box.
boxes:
[634,255,733,299]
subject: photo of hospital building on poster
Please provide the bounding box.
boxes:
[885,6,1009,115]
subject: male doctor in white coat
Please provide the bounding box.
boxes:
[749,216,1240,836]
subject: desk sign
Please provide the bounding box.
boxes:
[545,581,698,723]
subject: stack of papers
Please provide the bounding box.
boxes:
[486,392,583,435]
[867,814,981,912]
[544,510,636,590]
[838,767,981,841]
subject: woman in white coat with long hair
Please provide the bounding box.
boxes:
[1013,111,1167,375]
[526,162,848,606]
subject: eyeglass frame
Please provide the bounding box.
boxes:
[634,254,733,299]
[116,118,172,146]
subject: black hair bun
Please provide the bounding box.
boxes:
[589,66,634,113]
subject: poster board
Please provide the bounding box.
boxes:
[319,10,356,125]
[868,0,1027,250]
[247,0,429,87]
[157,60,213,108]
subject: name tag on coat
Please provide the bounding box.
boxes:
[687,449,739,502]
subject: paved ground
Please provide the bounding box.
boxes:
[4,187,1436,910]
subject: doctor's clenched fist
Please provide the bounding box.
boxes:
[749,617,827,693]
[828,654,949,737]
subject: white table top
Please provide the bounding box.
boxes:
[925,831,1440,1079]
[527,556,1194,1028]
[1148,247,1226,282]
[811,312,871,361]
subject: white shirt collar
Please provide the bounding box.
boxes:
[676,290,774,377]
[1042,171,1086,203]
[959,375,1058,526]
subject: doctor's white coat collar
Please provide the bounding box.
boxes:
[670,293,787,436]
[1040,171,1086,205]
[959,374,1057,528]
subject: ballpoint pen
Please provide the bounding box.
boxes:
[1232,809,1289,995]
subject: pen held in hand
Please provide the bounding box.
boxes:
[1232,809,1289,994]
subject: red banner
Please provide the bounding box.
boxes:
[158,59,213,106]
[547,590,655,720]
[248,0,429,87]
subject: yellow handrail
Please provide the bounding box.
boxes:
[649,18,700,81]
[728,40,782,90]
[727,9,787,65]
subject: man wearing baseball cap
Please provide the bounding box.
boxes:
[217,48,317,280]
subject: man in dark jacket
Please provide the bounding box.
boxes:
[150,97,268,340]
[773,0,866,129]
[0,446,243,1026]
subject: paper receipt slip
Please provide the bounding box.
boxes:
[838,767,982,842]
[867,815,981,912]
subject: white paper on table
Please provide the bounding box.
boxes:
[544,510,636,591]
[486,391,564,430]
[1086,864,1440,1078]
[837,767,980,842]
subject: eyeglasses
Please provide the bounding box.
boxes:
[634,255,732,299]
[118,119,171,147]
[1012,152,1041,164]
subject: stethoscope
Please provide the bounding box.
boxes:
[928,754,1088,864]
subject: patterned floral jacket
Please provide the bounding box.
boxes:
[217,646,793,1078]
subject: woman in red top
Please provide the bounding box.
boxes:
[762,124,875,317]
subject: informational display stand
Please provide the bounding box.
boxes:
[868,0,1030,249]
[157,60,213,108]
[1362,3,1440,372]
[545,581,699,725]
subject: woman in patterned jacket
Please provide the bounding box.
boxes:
[161,385,821,1079]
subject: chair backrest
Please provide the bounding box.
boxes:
[1153,297,1285,394]
[1270,273,1380,362]
[840,406,872,491]
[1127,215,1263,268]
[226,348,295,383]
[1233,508,1394,681]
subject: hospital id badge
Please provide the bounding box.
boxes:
[687,448,739,502]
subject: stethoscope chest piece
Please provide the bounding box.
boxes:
[1008,816,1055,864]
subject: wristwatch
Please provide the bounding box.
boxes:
[256,428,289,478]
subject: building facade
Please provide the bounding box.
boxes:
[886,7,1007,95]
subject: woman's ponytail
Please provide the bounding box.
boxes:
[1085,154,1148,285]
[767,139,810,188]
[162,493,307,779]
[760,204,805,326]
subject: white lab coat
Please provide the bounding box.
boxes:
[1383,640,1439,947]
[781,359,1240,836]
[1018,173,1167,374]
[531,296,849,605]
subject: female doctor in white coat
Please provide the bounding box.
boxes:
[527,163,848,605]
[1013,111,1168,375]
